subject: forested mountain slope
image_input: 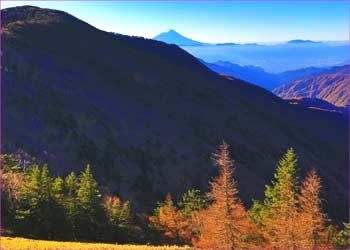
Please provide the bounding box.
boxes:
[2,6,348,221]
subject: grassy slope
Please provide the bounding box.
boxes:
[2,237,192,250]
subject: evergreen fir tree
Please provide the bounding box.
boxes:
[51,176,69,239]
[257,148,302,248]
[64,172,80,240]
[178,189,208,219]
[17,165,42,237]
[76,164,105,241]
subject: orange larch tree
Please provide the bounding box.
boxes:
[298,168,329,248]
[149,193,191,245]
[194,141,250,248]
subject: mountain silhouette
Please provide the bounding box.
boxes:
[153,29,204,46]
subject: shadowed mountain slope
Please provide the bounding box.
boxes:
[285,97,347,113]
[2,6,348,222]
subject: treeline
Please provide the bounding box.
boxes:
[2,143,349,248]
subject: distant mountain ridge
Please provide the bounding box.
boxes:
[201,60,332,90]
[216,42,239,46]
[157,30,348,73]
[287,39,321,44]
[153,30,326,47]
[273,65,350,107]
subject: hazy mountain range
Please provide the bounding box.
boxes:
[201,60,329,90]
[153,30,325,46]
[153,30,349,73]
[287,39,322,44]
[2,6,348,222]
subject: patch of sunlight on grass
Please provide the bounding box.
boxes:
[2,237,193,250]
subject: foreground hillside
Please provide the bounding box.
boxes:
[273,65,350,107]
[2,5,348,223]
[2,237,191,250]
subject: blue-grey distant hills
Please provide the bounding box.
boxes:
[287,39,322,44]
[201,60,327,90]
[153,29,205,46]
[216,42,259,46]
[216,42,239,46]
[154,30,324,47]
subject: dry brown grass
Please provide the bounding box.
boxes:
[2,237,193,250]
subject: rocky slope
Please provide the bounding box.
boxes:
[2,6,348,221]
[273,65,350,107]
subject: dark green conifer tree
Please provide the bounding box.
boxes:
[76,165,105,241]
[178,189,208,219]
[248,148,301,248]
[64,172,79,240]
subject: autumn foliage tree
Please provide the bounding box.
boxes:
[298,168,328,248]
[1,168,25,230]
[2,170,24,210]
[104,196,132,229]
[149,193,192,245]
[104,195,133,242]
[336,223,350,248]
[193,141,250,248]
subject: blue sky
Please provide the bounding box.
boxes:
[1,1,349,43]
